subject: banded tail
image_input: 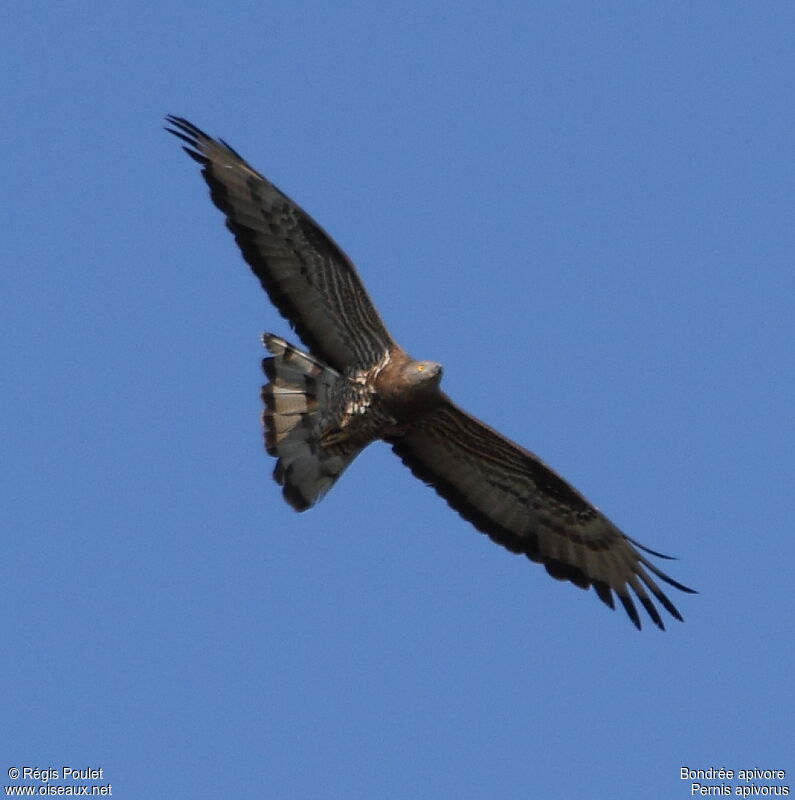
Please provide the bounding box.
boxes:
[261,334,362,511]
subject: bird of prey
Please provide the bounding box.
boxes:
[166,115,695,630]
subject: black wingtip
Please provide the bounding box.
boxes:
[653,591,685,623]
[617,592,642,630]
[165,116,207,163]
[165,115,247,171]
[164,115,212,142]
[181,146,207,166]
[625,534,679,560]
[592,580,615,610]
[167,128,197,148]
[637,553,697,595]
[639,596,665,631]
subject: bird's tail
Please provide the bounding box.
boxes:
[260,334,362,511]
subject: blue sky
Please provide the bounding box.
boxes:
[3,2,793,798]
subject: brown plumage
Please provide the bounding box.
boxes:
[166,115,696,630]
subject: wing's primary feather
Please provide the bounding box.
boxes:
[389,397,696,630]
[165,116,395,372]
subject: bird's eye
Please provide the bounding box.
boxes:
[417,364,425,372]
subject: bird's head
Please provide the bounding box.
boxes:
[404,359,443,389]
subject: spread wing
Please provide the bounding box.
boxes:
[166,116,395,372]
[389,398,696,630]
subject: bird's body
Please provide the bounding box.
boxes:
[261,333,442,509]
[167,115,695,629]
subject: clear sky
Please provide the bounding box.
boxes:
[3,3,793,798]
